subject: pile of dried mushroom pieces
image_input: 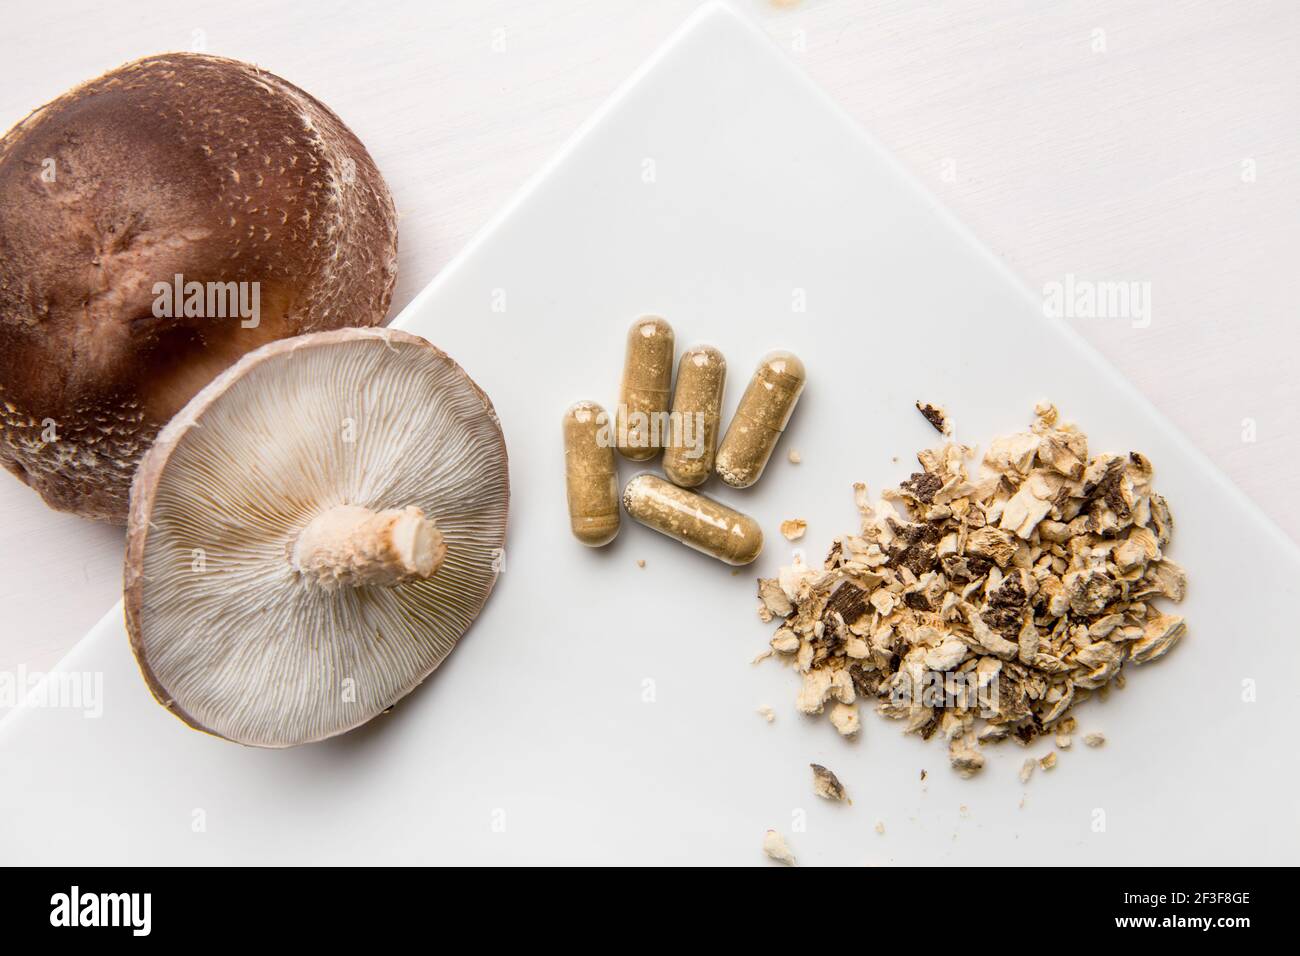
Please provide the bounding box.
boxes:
[756,402,1187,777]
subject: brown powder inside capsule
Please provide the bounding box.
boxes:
[663,345,726,488]
[715,351,805,488]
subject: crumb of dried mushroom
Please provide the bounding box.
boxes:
[874,820,885,834]
[1130,613,1186,664]
[780,518,807,541]
[1084,732,1105,747]
[1040,751,1057,770]
[788,449,802,464]
[829,702,860,736]
[762,829,796,865]
[758,705,775,722]
[754,404,1186,779]
[916,401,951,435]
[636,559,646,568]
[949,736,985,778]
[1019,757,1035,783]
[756,577,793,623]
[811,763,849,802]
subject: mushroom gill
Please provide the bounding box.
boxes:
[125,328,509,748]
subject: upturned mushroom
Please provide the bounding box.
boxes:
[0,53,398,521]
[125,328,508,747]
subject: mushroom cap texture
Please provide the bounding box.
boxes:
[125,328,509,748]
[0,53,398,521]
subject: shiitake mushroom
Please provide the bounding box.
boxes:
[0,54,398,521]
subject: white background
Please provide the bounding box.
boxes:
[1,0,1296,696]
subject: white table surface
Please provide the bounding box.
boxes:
[1,0,1297,702]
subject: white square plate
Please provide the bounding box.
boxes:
[2,2,1296,865]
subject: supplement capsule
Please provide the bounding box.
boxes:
[622,473,763,566]
[662,344,726,488]
[563,401,620,546]
[715,350,805,489]
[615,315,675,461]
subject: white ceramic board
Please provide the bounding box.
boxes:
[2,2,1297,866]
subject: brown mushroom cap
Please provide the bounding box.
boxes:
[125,328,509,748]
[0,53,398,521]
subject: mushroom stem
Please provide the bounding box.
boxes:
[291,505,445,590]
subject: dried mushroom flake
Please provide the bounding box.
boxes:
[811,763,849,802]
[916,401,952,435]
[755,403,1187,778]
[781,518,808,541]
[762,829,797,866]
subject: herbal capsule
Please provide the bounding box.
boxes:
[662,344,726,488]
[715,350,805,489]
[622,473,763,566]
[563,401,620,546]
[615,315,675,461]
